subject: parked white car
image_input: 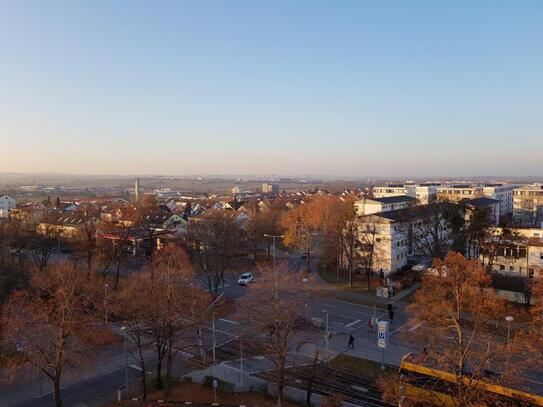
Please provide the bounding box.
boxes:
[237,272,254,286]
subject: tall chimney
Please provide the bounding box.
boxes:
[135,178,140,202]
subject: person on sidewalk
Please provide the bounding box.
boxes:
[368,318,374,333]
[348,333,355,349]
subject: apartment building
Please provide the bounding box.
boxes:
[513,184,543,227]
[373,184,407,198]
[262,183,279,195]
[437,185,483,202]
[463,197,501,226]
[481,227,543,277]
[482,184,513,219]
[0,195,16,218]
[354,209,412,275]
[354,196,416,216]
[373,183,438,204]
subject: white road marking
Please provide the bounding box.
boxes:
[322,303,340,309]
[345,319,362,328]
[219,318,240,325]
[129,364,143,371]
[408,321,424,332]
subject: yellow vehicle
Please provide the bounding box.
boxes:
[399,353,543,406]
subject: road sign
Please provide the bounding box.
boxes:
[377,321,389,349]
[15,339,26,351]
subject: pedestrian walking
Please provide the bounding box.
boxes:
[368,318,374,333]
[388,309,394,322]
[348,333,355,349]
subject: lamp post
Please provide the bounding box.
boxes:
[323,310,329,359]
[505,315,514,343]
[120,326,128,399]
[264,234,284,298]
[212,312,216,364]
[104,283,109,327]
[303,278,309,324]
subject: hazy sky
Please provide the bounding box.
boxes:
[1,1,542,177]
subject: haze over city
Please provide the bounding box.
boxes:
[2,1,543,177]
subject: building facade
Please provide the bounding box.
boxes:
[437,185,484,202]
[0,195,16,218]
[482,184,513,219]
[513,185,543,227]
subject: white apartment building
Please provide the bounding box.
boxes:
[354,210,412,275]
[354,196,417,216]
[482,184,513,219]
[373,184,407,198]
[373,183,438,204]
[482,227,543,277]
[513,184,543,227]
[0,195,16,218]
[437,185,484,202]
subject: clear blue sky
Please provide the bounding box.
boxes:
[1,1,542,177]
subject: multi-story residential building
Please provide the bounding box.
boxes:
[354,196,416,216]
[437,184,484,202]
[412,184,439,205]
[0,195,16,218]
[481,227,543,278]
[373,184,407,198]
[463,197,501,226]
[513,184,543,227]
[37,212,98,238]
[354,209,412,276]
[373,183,438,205]
[482,184,513,219]
[262,183,279,195]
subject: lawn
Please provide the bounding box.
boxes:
[327,354,394,377]
[110,382,303,406]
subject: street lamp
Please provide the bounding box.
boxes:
[264,234,284,298]
[505,315,514,343]
[323,310,329,359]
[104,283,109,327]
[302,278,309,324]
[120,326,128,399]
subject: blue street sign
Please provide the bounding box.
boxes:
[15,339,26,351]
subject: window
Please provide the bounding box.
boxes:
[500,265,505,271]
[540,252,543,260]
[509,266,515,272]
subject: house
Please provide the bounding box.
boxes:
[37,212,98,239]
[141,212,187,232]
[354,196,417,216]
[0,195,16,218]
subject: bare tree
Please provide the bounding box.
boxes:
[188,210,244,297]
[239,264,306,406]
[411,202,451,262]
[403,252,537,406]
[2,263,97,407]
[97,221,133,290]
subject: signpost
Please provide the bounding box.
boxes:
[377,321,389,369]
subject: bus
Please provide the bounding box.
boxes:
[399,353,543,406]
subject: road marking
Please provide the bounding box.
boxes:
[219,318,240,325]
[322,303,340,309]
[408,321,424,332]
[34,385,70,398]
[129,364,143,371]
[345,319,362,328]
[351,385,369,393]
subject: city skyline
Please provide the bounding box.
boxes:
[2,1,543,176]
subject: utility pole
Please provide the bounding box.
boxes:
[303,278,309,324]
